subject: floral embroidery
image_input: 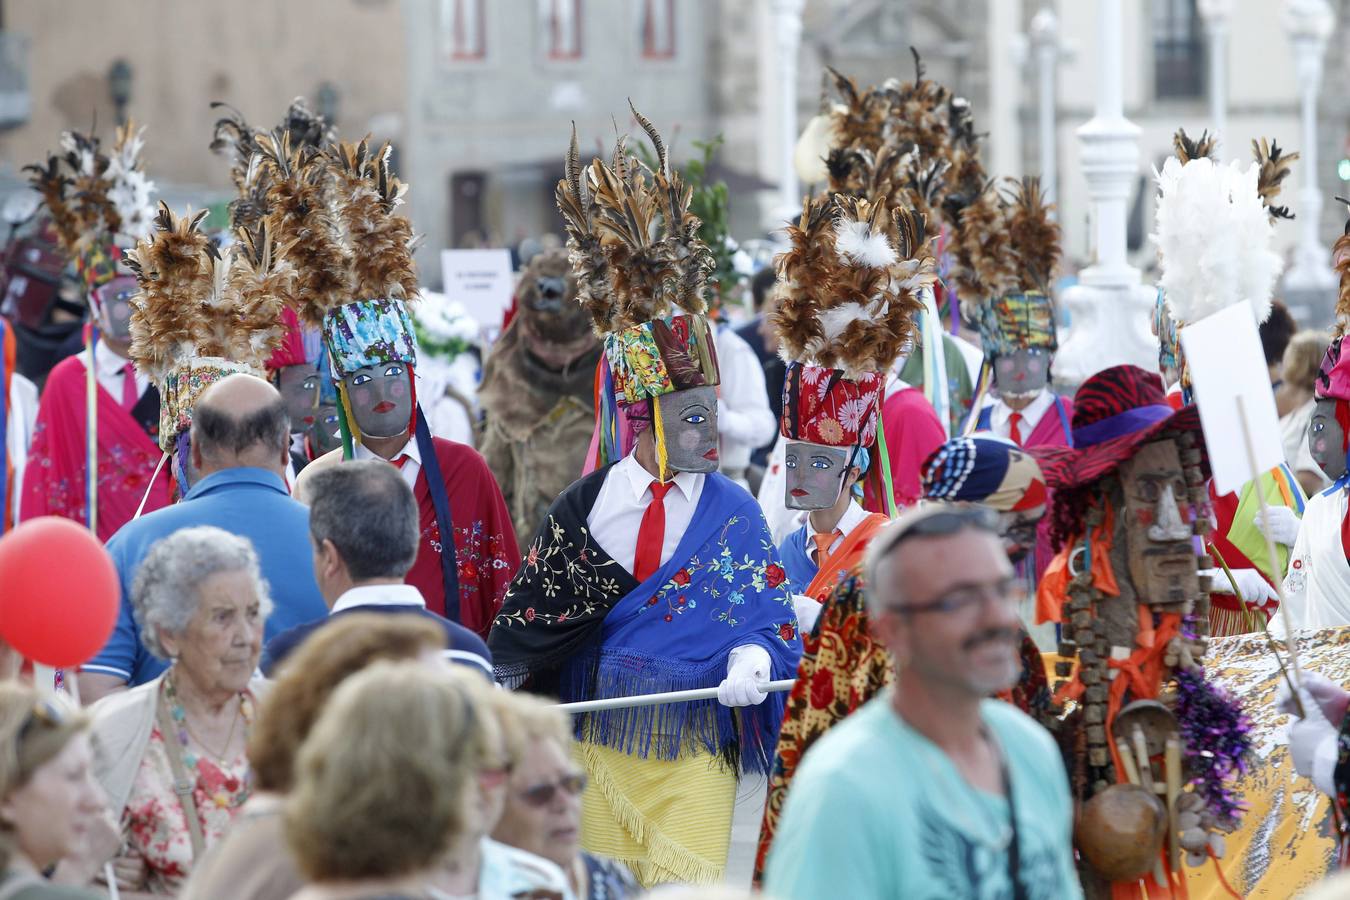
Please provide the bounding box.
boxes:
[323,298,419,375]
[495,518,626,628]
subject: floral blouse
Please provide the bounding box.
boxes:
[121,722,251,894]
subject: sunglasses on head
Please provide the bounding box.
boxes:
[519,772,588,808]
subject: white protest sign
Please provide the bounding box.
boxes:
[440,249,515,327]
[1178,301,1285,495]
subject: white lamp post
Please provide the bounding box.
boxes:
[1029,6,1060,204]
[1282,0,1337,294]
[765,0,805,233]
[1198,0,1232,157]
[1054,0,1158,385]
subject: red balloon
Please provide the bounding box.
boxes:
[0,517,119,667]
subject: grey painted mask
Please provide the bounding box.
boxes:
[308,402,343,455]
[784,441,853,510]
[93,276,137,341]
[1309,397,1346,482]
[344,363,415,439]
[658,385,719,474]
[276,366,322,436]
[994,348,1050,401]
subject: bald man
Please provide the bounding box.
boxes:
[78,374,327,702]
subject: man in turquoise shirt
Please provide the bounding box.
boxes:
[765,504,1081,899]
[77,375,327,702]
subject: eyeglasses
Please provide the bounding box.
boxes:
[888,579,1028,617]
[519,772,588,807]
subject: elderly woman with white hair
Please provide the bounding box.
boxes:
[88,525,271,896]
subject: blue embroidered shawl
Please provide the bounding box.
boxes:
[490,467,802,774]
[778,526,817,593]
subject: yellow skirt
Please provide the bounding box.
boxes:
[577,741,736,887]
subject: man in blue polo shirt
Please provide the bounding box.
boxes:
[261,459,492,677]
[78,374,327,702]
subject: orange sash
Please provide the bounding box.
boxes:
[803,513,889,602]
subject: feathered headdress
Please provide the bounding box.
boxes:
[1153,156,1280,329]
[951,180,1015,304]
[124,202,296,451]
[1003,176,1061,295]
[1252,137,1298,221]
[772,191,935,462]
[774,193,935,379]
[1173,128,1217,165]
[557,102,714,336]
[210,97,336,231]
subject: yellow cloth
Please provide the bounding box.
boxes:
[1181,627,1350,898]
[577,740,736,888]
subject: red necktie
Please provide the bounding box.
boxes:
[121,362,138,411]
[391,453,411,470]
[633,481,675,582]
[1008,411,1024,446]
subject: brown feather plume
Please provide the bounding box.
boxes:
[1334,198,1350,335]
[1173,128,1217,164]
[23,129,121,256]
[326,138,418,305]
[258,131,353,326]
[1003,176,1060,293]
[1252,137,1298,221]
[556,110,712,334]
[952,181,1015,303]
[772,191,935,378]
[227,221,297,363]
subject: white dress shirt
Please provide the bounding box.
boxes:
[587,452,705,575]
[713,325,776,486]
[353,433,423,491]
[84,344,148,405]
[7,372,37,525]
[805,500,872,562]
[986,388,1056,442]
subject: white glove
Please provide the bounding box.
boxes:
[1255,506,1301,548]
[792,593,822,634]
[717,644,772,707]
[1204,567,1278,607]
[1277,671,1350,727]
[1288,688,1341,797]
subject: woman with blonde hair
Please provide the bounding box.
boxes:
[491,693,638,899]
[0,684,108,899]
[181,614,446,900]
[285,661,490,900]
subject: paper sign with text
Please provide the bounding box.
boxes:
[440,249,515,327]
[1179,301,1285,495]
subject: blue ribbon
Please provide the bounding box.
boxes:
[1071,404,1173,448]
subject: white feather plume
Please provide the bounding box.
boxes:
[833,218,897,268]
[1152,156,1280,327]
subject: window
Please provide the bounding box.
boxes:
[640,0,675,60]
[442,0,485,62]
[541,0,583,61]
[1152,0,1205,100]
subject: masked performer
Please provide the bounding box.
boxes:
[479,247,601,542]
[752,433,1066,884]
[19,124,171,539]
[771,187,934,628]
[275,137,518,639]
[1033,365,1250,898]
[489,111,802,887]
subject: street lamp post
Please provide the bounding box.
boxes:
[1198,0,1232,157]
[766,0,805,234]
[1282,0,1337,296]
[1029,6,1060,205]
[1054,0,1158,385]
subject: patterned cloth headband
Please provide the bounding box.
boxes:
[921,435,1047,512]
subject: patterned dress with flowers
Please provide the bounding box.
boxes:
[122,723,251,894]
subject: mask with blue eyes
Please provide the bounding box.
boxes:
[308,402,344,455]
[91,275,138,342]
[1308,397,1347,482]
[275,366,321,436]
[658,384,720,474]
[783,440,854,510]
[342,362,415,439]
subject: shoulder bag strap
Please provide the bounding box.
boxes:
[154,693,206,861]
